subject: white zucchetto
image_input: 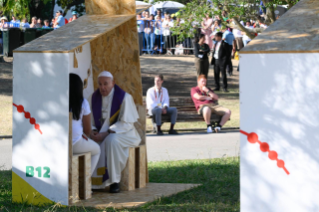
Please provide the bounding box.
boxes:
[98,71,113,79]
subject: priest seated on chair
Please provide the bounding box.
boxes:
[89,71,141,193]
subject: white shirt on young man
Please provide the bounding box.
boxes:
[146,86,170,115]
[214,41,222,59]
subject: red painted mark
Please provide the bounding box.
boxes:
[240,130,289,175]
[13,103,42,135]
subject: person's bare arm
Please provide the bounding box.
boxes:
[82,114,92,137]
[193,93,211,101]
[91,131,109,142]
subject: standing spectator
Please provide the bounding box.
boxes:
[69,11,78,22]
[142,11,146,19]
[50,18,55,27]
[221,26,235,76]
[222,11,229,22]
[242,21,254,46]
[191,74,231,133]
[10,15,20,23]
[232,21,244,51]
[211,20,221,37]
[37,18,42,28]
[143,11,155,54]
[162,14,174,55]
[211,32,229,92]
[42,20,51,28]
[0,16,8,28]
[137,14,144,55]
[155,9,164,21]
[30,17,40,28]
[21,18,30,28]
[146,74,178,135]
[201,14,213,49]
[194,34,210,77]
[154,15,163,54]
[54,10,65,29]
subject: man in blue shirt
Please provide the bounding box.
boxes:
[221,26,235,76]
[54,10,65,29]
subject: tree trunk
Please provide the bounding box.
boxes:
[232,18,257,40]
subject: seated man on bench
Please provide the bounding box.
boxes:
[89,71,141,193]
[191,74,231,133]
[146,74,178,135]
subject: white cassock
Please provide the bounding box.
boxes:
[89,87,141,188]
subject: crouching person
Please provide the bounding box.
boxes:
[191,74,231,133]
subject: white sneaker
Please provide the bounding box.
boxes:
[214,126,221,133]
[207,126,213,133]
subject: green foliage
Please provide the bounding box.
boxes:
[0,0,53,21]
[168,0,300,41]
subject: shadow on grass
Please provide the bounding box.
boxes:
[0,158,239,212]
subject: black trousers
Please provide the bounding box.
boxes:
[226,45,233,75]
[214,59,227,89]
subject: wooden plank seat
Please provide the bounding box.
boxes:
[143,97,225,133]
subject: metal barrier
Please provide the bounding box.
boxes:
[137,20,195,55]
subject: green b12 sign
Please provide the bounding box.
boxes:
[26,166,50,178]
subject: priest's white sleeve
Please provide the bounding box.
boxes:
[109,93,139,134]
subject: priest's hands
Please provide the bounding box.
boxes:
[91,131,109,142]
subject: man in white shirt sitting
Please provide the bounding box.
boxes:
[146,74,178,135]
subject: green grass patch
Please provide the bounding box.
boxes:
[0,158,239,211]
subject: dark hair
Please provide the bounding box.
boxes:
[199,34,205,40]
[155,74,164,81]
[44,19,49,23]
[215,32,223,38]
[69,73,84,120]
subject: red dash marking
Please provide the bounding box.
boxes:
[240,130,289,175]
[13,103,43,135]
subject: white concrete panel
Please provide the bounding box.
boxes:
[240,53,319,212]
[12,53,69,205]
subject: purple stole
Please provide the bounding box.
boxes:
[91,84,126,182]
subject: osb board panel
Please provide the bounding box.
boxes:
[136,5,152,15]
[137,145,146,188]
[90,18,143,105]
[120,147,135,191]
[135,105,146,146]
[241,0,319,54]
[86,0,136,15]
[14,14,135,53]
[71,156,79,202]
[72,183,201,208]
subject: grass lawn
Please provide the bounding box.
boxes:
[0,158,239,211]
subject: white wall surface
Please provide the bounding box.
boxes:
[12,53,70,205]
[240,53,319,212]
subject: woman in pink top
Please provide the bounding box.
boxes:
[201,14,213,49]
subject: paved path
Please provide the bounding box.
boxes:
[0,138,12,170]
[0,131,239,170]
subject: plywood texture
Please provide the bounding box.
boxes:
[71,156,80,202]
[120,147,135,191]
[86,0,135,15]
[136,145,146,188]
[136,5,152,15]
[135,105,146,145]
[91,18,143,105]
[72,183,201,208]
[241,0,319,54]
[14,14,135,53]
[72,153,92,202]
